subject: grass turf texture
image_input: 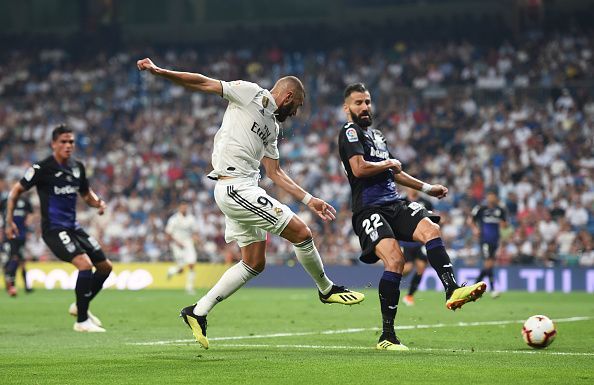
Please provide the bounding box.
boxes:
[1,289,593,385]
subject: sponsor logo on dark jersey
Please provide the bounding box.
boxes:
[54,185,79,195]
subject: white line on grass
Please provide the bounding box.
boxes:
[212,344,594,356]
[129,316,592,346]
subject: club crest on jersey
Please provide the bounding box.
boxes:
[274,207,283,216]
[346,127,358,142]
[72,167,80,179]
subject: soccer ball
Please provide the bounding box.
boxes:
[521,315,557,349]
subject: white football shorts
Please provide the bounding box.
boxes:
[214,177,294,247]
[171,242,197,265]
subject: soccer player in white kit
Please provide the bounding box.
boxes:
[137,58,364,349]
[165,201,199,294]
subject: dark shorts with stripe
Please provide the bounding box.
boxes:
[480,241,498,260]
[42,228,107,264]
[4,239,26,260]
[403,243,428,263]
[353,200,439,264]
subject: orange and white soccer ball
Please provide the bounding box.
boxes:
[522,315,557,349]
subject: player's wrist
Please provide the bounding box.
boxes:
[301,193,312,205]
[421,183,433,193]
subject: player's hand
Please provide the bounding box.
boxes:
[307,197,337,222]
[387,159,402,174]
[472,228,480,238]
[5,221,18,239]
[137,58,158,73]
[97,200,107,216]
[428,184,448,199]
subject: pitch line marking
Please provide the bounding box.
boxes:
[212,344,594,356]
[129,316,592,346]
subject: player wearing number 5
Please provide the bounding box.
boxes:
[4,125,112,332]
[338,83,487,351]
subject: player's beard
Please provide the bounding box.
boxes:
[350,109,372,128]
[275,102,295,122]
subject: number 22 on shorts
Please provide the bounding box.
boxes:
[362,213,384,235]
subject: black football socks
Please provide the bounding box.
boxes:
[425,238,458,296]
[408,272,423,296]
[379,271,402,335]
[75,270,93,322]
[89,271,110,301]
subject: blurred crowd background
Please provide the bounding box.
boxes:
[0,0,593,267]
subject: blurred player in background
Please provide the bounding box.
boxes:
[400,188,432,306]
[338,83,486,351]
[1,190,33,296]
[137,57,364,349]
[469,188,507,298]
[165,200,199,294]
[4,125,112,332]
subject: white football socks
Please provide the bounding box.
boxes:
[293,238,333,295]
[193,261,259,316]
[186,269,196,293]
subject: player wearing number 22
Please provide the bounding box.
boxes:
[4,125,112,332]
[338,83,487,351]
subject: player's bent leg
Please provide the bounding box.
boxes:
[374,239,408,350]
[71,258,112,327]
[281,216,364,305]
[183,242,265,348]
[413,218,486,309]
[70,254,105,330]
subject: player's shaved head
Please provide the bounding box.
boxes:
[272,76,305,98]
[271,76,305,122]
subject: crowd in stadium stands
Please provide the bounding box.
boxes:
[1,32,593,267]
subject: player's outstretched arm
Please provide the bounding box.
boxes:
[349,155,401,178]
[261,157,336,222]
[137,58,222,95]
[81,189,107,216]
[4,182,26,239]
[393,171,448,199]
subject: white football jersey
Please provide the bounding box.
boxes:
[208,80,280,179]
[165,212,198,246]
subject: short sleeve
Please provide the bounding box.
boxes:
[339,125,365,159]
[500,207,507,222]
[19,164,41,191]
[471,206,481,221]
[78,162,89,195]
[221,80,262,107]
[264,138,280,160]
[165,216,175,235]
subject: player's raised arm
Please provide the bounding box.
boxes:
[137,58,222,95]
[349,155,401,178]
[393,171,448,199]
[261,156,336,222]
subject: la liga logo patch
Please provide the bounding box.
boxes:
[346,127,358,142]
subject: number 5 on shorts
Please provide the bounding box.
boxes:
[59,231,72,245]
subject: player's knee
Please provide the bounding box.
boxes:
[245,259,266,273]
[97,259,113,274]
[294,225,313,244]
[384,256,404,272]
[424,222,441,241]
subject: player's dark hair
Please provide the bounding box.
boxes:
[51,124,72,141]
[344,83,367,100]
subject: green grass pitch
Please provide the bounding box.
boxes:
[1,289,593,385]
